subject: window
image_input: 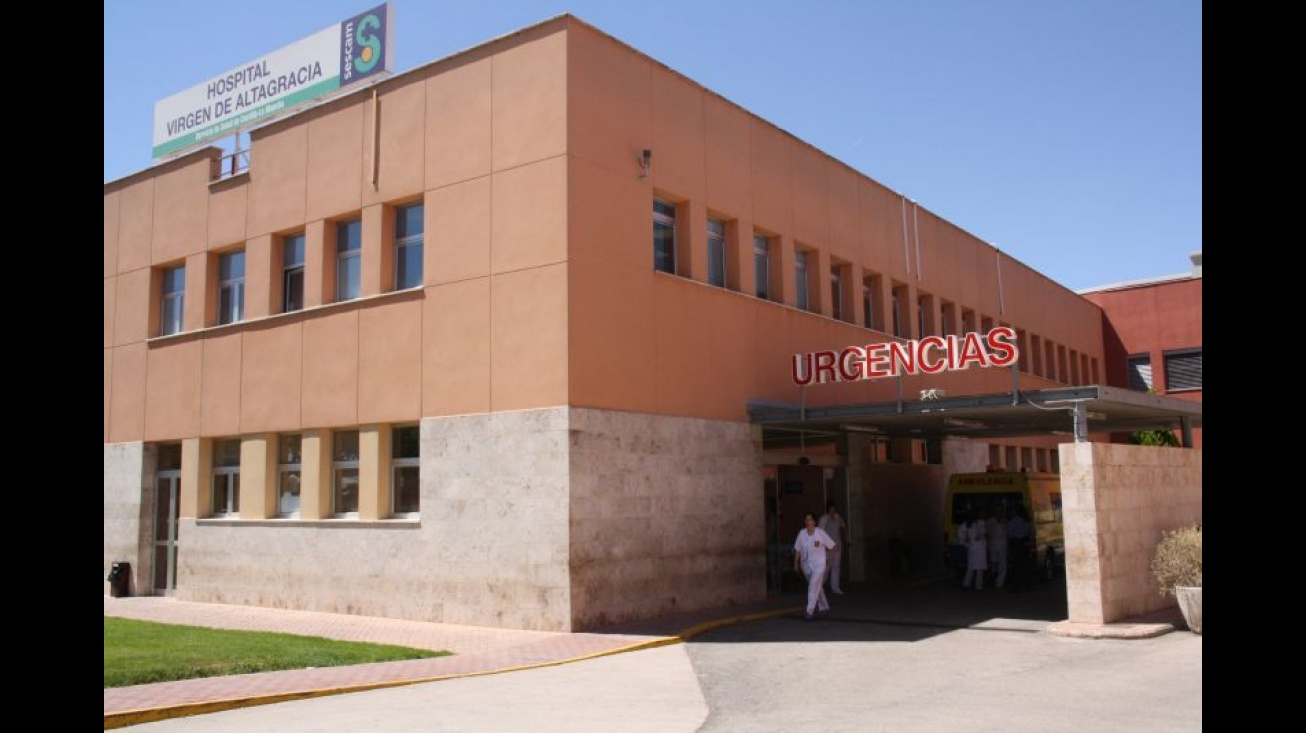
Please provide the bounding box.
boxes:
[1164,349,1202,391]
[160,265,185,336]
[277,435,302,517]
[753,235,771,300]
[830,265,844,321]
[336,219,362,302]
[891,285,906,337]
[917,296,930,337]
[283,234,305,313]
[392,426,420,516]
[707,218,727,288]
[862,274,881,330]
[794,251,809,311]
[653,199,677,274]
[940,301,956,336]
[961,308,977,335]
[332,430,360,516]
[217,250,245,325]
[395,203,424,290]
[211,439,241,516]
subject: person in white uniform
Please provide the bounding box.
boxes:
[959,508,987,590]
[794,512,838,620]
[985,503,1007,590]
[818,501,848,594]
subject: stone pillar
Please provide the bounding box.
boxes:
[304,220,329,307]
[179,437,211,519]
[300,429,331,520]
[361,203,390,297]
[358,425,391,520]
[239,434,277,519]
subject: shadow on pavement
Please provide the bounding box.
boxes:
[591,573,1069,645]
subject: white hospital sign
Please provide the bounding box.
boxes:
[151,3,392,159]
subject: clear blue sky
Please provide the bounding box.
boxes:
[104,0,1201,292]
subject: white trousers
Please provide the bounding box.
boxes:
[989,543,1008,588]
[825,548,843,592]
[803,565,830,615]
[963,567,985,590]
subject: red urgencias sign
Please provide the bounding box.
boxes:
[791,327,1019,386]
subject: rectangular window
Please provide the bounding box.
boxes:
[336,219,362,302]
[794,251,810,311]
[707,218,727,288]
[211,439,241,516]
[283,234,305,313]
[392,425,420,516]
[753,235,771,300]
[830,265,844,321]
[332,430,360,516]
[891,285,907,337]
[160,265,185,336]
[277,434,302,518]
[940,301,956,336]
[217,250,245,325]
[862,274,881,330]
[653,199,677,274]
[961,308,977,335]
[1163,349,1202,391]
[917,295,934,337]
[395,203,424,290]
[1031,335,1044,377]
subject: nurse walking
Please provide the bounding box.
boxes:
[794,512,838,620]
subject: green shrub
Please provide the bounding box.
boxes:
[1151,523,1202,596]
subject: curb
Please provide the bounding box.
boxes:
[1045,619,1177,640]
[104,605,802,730]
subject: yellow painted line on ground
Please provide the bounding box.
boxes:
[104,606,803,730]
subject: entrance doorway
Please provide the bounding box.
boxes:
[153,444,181,595]
[764,463,844,593]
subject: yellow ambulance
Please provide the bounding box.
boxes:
[943,471,1064,581]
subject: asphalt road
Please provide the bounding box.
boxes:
[128,610,1200,732]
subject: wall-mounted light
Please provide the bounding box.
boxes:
[638,148,652,178]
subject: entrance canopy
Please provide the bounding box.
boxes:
[749,385,1202,444]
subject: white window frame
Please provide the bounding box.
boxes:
[277,434,302,518]
[653,199,677,274]
[160,265,185,336]
[331,430,360,518]
[211,439,241,517]
[394,204,424,291]
[336,219,362,303]
[707,218,727,288]
[753,235,771,300]
[794,251,809,311]
[830,265,843,321]
[217,250,245,325]
[283,234,306,313]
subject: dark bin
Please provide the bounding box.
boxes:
[107,561,131,598]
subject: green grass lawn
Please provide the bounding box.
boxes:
[104,617,449,688]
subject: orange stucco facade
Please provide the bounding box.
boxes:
[104,18,1104,445]
[104,16,1118,628]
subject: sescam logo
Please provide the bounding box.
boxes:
[341,4,387,85]
[353,14,382,73]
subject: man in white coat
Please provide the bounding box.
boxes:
[818,501,848,595]
[794,512,838,620]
